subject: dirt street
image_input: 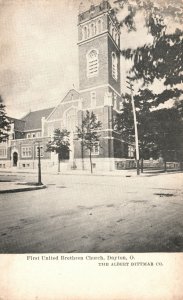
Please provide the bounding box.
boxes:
[0,172,182,253]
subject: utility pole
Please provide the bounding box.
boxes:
[81,114,85,171]
[126,77,140,175]
[37,141,43,185]
[80,99,84,170]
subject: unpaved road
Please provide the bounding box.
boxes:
[0,172,182,253]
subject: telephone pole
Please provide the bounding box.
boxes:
[126,77,140,175]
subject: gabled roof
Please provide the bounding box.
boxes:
[8,89,79,131]
[61,89,80,103]
[21,107,54,131]
[7,117,25,132]
[47,89,80,121]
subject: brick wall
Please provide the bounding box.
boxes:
[78,11,108,42]
[80,86,108,109]
[79,35,109,91]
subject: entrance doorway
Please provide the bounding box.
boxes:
[13,152,18,167]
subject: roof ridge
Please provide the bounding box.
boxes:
[21,107,54,120]
[21,111,31,120]
[61,88,79,103]
[28,107,54,113]
[8,116,25,122]
[47,89,80,120]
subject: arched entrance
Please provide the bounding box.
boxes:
[13,152,18,167]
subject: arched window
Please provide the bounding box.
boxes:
[90,23,95,36]
[82,26,88,40]
[97,19,103,33]
[112,52,118,80]
[112,28,116,40]
[115,32,119,45]
[87,49,99,78]
[65,108,78,132]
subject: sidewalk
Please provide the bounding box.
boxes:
[0,168,139,177]
[0,167,182,177]
[0,167,182,178]
[0,169,182,193]
[51,169,182,177]
[0,181,46,193]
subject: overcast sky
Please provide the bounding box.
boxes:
[0,0,181,118]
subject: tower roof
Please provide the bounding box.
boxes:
[78,0,111,24]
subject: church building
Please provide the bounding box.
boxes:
[0,0,135,171]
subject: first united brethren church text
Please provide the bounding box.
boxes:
[27,255,105,261]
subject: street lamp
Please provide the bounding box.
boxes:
[126,77,140,175]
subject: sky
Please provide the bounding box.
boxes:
[0,0,181,118]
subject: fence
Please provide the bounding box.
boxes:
[115,159,182,170]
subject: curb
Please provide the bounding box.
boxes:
[0,184,47,194]
[0,170,182,178]
[55,172,136,177]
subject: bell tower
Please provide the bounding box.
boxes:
[77,0,126,170]
[78,0,121,94]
